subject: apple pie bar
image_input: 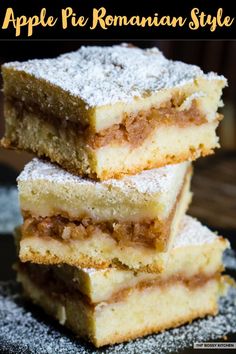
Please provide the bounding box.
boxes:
[16,216,229,347]
[18,159,192,271]
[1,44,226,180]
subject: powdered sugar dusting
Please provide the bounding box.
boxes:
[174,215,222,248]
[3,44,226,107]
[17,158,189,195]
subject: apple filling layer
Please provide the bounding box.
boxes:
[3,98,214,150]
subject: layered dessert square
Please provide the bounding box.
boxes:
[1,44,226,180]
[18,159,192,271]
[16,216,229,347]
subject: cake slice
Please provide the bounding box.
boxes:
[16,216,229,347]
[18,159,192,271]
[1,44,226,180]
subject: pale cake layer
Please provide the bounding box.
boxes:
[18,158,190,222]
[19,186,191,272]
[47,231,228,303]
[17,265,226,347]
[19,215,228,273]
[2,45,226,132]
[3,98,219,179]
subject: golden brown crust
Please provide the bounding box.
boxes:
[19,247,164,273]
[0,137,11,149]
[0,136,98,180]
[20,250,111,269]
[99,146,215,181]
[99,145,215,180]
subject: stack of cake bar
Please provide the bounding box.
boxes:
[1,44,231,347]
